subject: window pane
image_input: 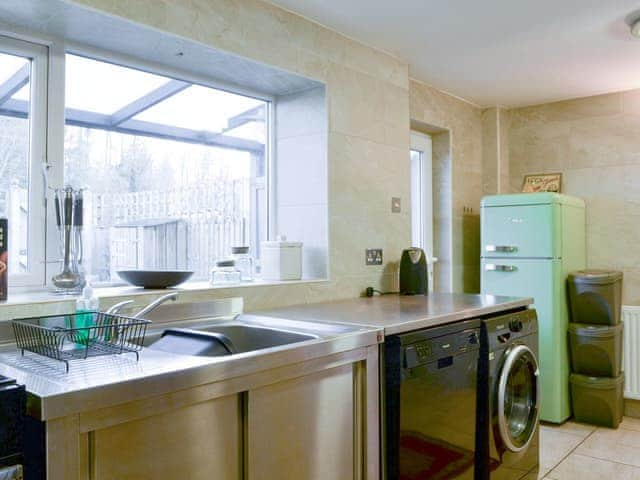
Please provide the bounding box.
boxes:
[0,51,30,275]
[0,52,28,84]
[133,85,265,133]
[63,54,268,284]
[65,54,167,114]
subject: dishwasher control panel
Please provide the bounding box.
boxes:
[403,329,479,369]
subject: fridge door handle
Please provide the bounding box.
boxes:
[485,245,518,253]
[485,264,518,272]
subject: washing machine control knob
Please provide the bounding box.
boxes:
[509,319,523,332]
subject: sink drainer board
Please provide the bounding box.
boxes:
[12,312,150,372]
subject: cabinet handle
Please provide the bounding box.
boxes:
[485,264,518,272]
[485,245,517,253]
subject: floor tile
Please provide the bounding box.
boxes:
[575,427,640,467]
[540,420,597,439]
[620,416,640,432]
[539,427,585,471]
[546,452,640,480]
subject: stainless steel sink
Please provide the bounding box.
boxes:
[141,313,356,357]
[191,324,317,353]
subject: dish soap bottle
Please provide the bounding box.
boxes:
[75,283,98,347]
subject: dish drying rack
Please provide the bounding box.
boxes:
[12,312,150,372]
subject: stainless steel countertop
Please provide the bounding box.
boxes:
[256,293,533,336]
[0,321,380,421]
[0,292,530,421]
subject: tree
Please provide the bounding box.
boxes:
[116,136,153,192]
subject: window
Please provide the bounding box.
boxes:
[410,131,435,291]
[0,40,271,288]
[0,36,47,286]
[62,54,269,283]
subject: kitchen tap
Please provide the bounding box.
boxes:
[105,292,178,318]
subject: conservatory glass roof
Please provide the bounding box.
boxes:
[0,53,267,153]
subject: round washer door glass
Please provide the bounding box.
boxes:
[498,344,539,452]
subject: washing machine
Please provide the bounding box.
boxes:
[477,309,540,480]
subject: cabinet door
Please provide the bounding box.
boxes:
[247,364,355,480]
[91,394,241,480]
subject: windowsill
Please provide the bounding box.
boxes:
[0,278,330,309]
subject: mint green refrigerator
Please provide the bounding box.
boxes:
[480,193,585,423]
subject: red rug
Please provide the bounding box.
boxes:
[399,431,475,480]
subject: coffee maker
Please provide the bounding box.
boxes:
[399,248,428,295]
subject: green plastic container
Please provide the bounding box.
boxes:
[568,323,623,377]
[568,270,622,325]
[570,373,624,428]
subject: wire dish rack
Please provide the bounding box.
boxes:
[12,312,150,372]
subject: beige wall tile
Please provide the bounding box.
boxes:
[508,88,640,303]
[482,107,498,195]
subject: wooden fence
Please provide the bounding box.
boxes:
[91,180,249,280]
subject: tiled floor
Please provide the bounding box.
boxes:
[540,417,640,479]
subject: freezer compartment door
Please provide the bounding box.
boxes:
[481,258,570,423]
[481,204,560,258]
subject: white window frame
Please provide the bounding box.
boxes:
[0,31,276,289]
[410,131,433,255]
[62,45,274,283]
[410,131,436,291]
[0,35,48,287]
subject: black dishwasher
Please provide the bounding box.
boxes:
[384,319,481,480]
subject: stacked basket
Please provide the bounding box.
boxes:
[567,270,624,428]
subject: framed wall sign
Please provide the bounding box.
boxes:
[521,173,562,193]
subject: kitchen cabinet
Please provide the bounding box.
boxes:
[248,364,355,479]
[43,346,379,480]
[91,394,241,479]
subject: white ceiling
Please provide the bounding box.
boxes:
[268,0,640,107]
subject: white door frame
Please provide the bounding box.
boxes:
[410,131,436,291]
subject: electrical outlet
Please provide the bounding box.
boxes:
[391,197,401,213]
[366,248,383,265]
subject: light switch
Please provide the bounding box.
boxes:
[391,197,401,213]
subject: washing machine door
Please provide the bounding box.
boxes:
[497,344,539,453]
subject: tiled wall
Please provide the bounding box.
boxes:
[70,0,412,309]
[432,132,453,291]
[482,106,510,196]
[508,90,640,303]
[275,86,328,279]
[409,79,483,293]
[482,108,499,195]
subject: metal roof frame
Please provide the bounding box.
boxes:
[0,72,265,154]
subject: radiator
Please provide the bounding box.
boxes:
[623,306,640,399]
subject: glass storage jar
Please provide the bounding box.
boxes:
[231,246,254,281]
[210,259,241,285]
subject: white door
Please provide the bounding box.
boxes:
[410,131,436,291]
